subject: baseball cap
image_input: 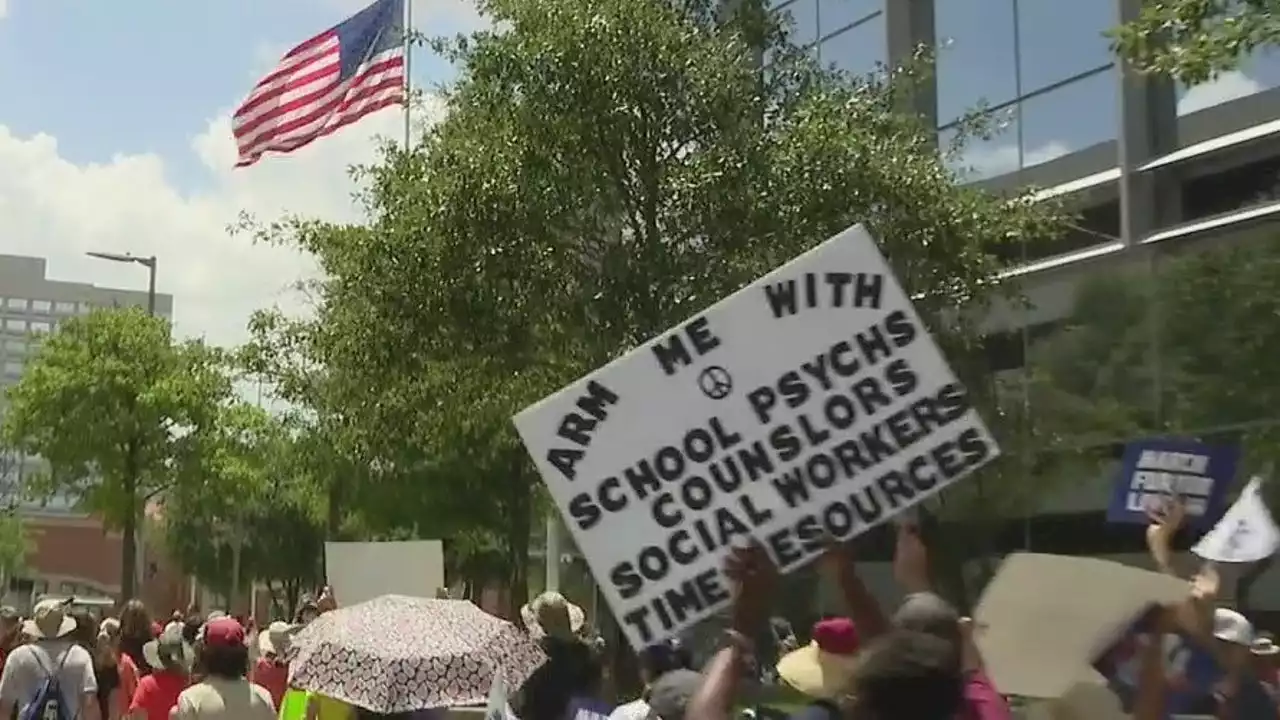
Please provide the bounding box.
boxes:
[1213,608,1254,646]
[647,669,702,720]
[201,617,246,648]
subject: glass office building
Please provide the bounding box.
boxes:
[762,0,1280,609]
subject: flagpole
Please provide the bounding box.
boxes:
[403,0,412,149]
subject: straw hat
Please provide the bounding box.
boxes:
[520,592,585,641]
[258,620,300,657]
[23,599,75,640]
[776,617,861,700]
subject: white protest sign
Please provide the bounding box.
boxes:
[324,540,445,606]
[1192,478,1280,563]
[513,224,1000,650]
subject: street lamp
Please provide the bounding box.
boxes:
[85,251,158,602]
[85,252,157,317]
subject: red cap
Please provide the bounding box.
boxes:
[811,617,859,656]
[203,617,245,648]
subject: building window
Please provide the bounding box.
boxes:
[53,302,76,315]
[817,0,880,39]
[28,321,50,334]
[29,300,50,313]
[3,361,22,377]
[816,10,885,77]
[3,320,23,332]
[3,299,24,311]
[3,339,23,354]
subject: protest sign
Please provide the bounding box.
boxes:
[1193,477,1280,563]
[973,553,1190,700]
[1106,438,1237,528]
[513,224,1000,649]
[324,540,445,606]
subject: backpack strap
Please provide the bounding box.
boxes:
[28,644,77,719]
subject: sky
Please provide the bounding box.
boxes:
[0,0,1275,352]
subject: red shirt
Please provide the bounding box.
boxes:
[253,657,289,709]
[129,669,188,720]
[118,652,140,713]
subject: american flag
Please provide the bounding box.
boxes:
[233,0,406,168]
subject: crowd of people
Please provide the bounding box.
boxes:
[0,503,1275,719]
[513,509,1280,720]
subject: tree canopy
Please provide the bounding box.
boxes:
[1,308,232,599]
[242,0,1071,615]
[1112,0,1280,84]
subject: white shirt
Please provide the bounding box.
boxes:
[607,698,651,720]
[171,677,275,720]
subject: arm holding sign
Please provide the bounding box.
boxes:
[821,536,889,644]
[686,544,776,720]
[1146,496,1186,576]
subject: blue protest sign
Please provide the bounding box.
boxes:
[1106,437,1238,528]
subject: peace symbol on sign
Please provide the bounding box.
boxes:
[698,365,734,400]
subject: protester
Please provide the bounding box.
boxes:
[129,622,191,720]
[118,600,153,678]
[251,621,294,709]
[513,591,607,720]
[608,639,694,720]
[0,598,99,719]
[171,617,274,719]
[0,606,21,670]
[294,596,321,626]
[97,617,138,720]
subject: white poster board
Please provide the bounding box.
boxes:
[324,540,445,607]
[513,225,1000,649]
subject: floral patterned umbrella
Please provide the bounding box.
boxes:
[287,594,546,713]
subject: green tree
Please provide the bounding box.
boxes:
[1111,0,1280,84]
[161,405,325,612]
[1,308,232,600]
[246,0,1069,620]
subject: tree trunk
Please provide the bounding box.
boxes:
[121,446,139,601]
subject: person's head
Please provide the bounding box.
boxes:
[118,599,152,642]
[1251,631,1280,669]
[182,615,203,645]
[891,593,961,649]
[777,617,861,701]
[22,598,76,643]
[198,617,249,679]
[143,622,193,675]
[0,606,21,646]
[68,608,98,649]
[97,618,121,665]
[1213,608,1256,667]
[258,620,299,661]
[638,638,693,686]
[294,596,320,626]
[521,591,584,641]
[645,668,701,720]
[846,630,964,720]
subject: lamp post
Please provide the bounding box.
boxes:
[85,252,156,317]
[85,251,158,601]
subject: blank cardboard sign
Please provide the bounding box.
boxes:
[973,553,1189,699]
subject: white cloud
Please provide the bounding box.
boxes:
[0,0,8,21]
[0,96,447,350]
[955,140,1073,179]
[1177,70,1265,114]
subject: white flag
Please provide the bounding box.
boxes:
[485,670,519,720]
[1193,477,1280,563]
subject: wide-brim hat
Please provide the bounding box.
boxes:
[23,599,75,640]
[142,622,193,671]
[520,592,585,641]
[258,621,300,656]
[777,617,862,700]
[1253,634,1280,656]
[777,642,861,700]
